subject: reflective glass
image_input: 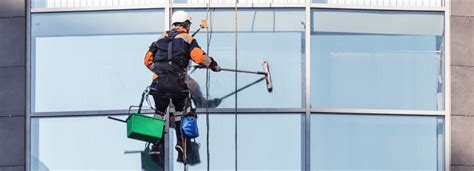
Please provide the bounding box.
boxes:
[32,0,168,8]
[31,116,145,171]
[311,9,445,110]
[172,114,302,170]
[312,0,443,7]
[173,0,306,4]
[182,9,305,108]
[32,10,164,112]
[311,114,445,171]
[31,114,302,171]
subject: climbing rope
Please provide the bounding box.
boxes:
[169,0,173,28]
[204,1,213,171]
[233,1,238,171]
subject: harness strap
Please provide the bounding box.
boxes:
[174,111,184,121]
[167,37,173,61]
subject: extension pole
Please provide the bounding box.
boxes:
[194,66,267,76]
[220,68,267,75]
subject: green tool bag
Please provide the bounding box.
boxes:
[108,88,166,143]
[127,113,165,143]
[126,88,165,143]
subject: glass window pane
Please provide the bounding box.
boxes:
[172,114,302,170]
[312,0,443,7]
[32,0,168,9]
[31,116,145,171]
[32,10,164,112]
[32,10,165,36]
[172,114,235,170]
[237,114,302,170]
[311,114,445,171]
[311,9,444,110]
[32,114,303,171]
[183,9,305,108]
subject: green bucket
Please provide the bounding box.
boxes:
[127,113,165,143]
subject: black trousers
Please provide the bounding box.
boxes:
[153,95,186,145]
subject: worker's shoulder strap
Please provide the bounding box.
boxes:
[158,31,193,43]
[157,31,169,41]
[167,33,173,61]
[175,33,194,44]
[157,31,177,61]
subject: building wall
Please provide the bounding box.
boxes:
[451,0,474,171]
[0,0,26,171]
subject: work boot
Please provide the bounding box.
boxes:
[149,143,164,165]
[175,143,185,163]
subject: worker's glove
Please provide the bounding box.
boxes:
[209,57,221,72]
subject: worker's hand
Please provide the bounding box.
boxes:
[209,57,221,72]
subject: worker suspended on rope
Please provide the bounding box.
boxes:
[144,10,221,163]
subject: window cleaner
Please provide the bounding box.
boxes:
[143,10,222,166]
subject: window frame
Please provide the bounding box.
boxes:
[26,1,452,171]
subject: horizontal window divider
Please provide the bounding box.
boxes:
[31,108,446,118]
[312,108,446,116]
[197,108,307,113]
[31,3,446,13]
[311,4,446,11]
[171,3,306,8]
[31,108,307,118]
[31,5,167,13]
[0,115,26,118]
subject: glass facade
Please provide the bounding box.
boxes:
[311,114,444,171]
[311,9,445,110]
[313,0,444,7]
[31,116,144,171]
[29,2,448,171]
[32,10,165,112]
[180,9,305,108]
[172,114,303,171]
[31,0,444,8]
[31,114,302,171]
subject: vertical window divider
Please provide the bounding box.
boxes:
[304,1,311,171]
[443,0,451,170]
[26,0,32,170]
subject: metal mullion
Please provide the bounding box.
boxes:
[164,2,171,170]
[311,112,446,117]
[304,0,311,170]
[30,2,449,13]
[312,108,445,116]
[171,3,306,8]
[30,108,307,118]
[31,5,167,13]
[444,0,451,170]
[311,3,446,11]
[26,0,32,170]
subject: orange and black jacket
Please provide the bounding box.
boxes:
[144,28,211,79]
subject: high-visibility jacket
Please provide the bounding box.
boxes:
[144,28,211,92]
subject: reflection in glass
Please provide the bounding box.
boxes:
[311,10,444,110]
[189,32,303,108]
[173,114,302,170]
[31,114,302,171]
[182,9,305,108]
[312,0,443,7]
[311,114,444,171]
[31,116,144,171]
[32,10,164,112]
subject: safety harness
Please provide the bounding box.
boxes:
[151,31,191,95]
